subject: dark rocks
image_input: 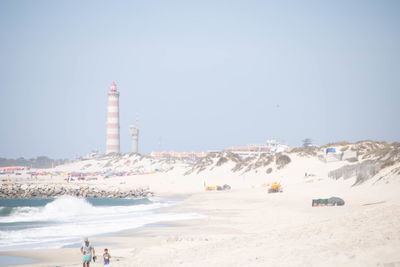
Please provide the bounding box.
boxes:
[0,183,153,199]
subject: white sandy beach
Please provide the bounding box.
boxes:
[4,181,400,267]
[2,0,400,265]
[2,144,400,267]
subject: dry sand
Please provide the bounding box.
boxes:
[4,179,400,267]
[2,154,400,267]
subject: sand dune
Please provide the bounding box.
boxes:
[2,141,400,266]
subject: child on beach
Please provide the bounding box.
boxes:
[103,248,111,265]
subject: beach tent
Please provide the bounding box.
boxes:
[312,197,345,206]
[223,184,231,190]
[312,199,329,206]
[328,197,345,206]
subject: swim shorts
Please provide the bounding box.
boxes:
[83,255,92,262]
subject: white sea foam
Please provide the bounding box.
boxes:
[0,196,204,251]
[0,195,170,224]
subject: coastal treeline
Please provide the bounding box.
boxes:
[0,156,69,168]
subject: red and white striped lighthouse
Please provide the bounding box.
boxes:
[106,82,120,154]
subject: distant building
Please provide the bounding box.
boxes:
[151,151,208,159]
[83,150,101,160]
[150,139,288,159]
[266,139,289,153]
[0,166,29,173]
[227,139,288,157]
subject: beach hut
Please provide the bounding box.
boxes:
[326,148,336,154]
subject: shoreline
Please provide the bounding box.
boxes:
[1,174,400,266]
[0,255,37,267]
[0,192,204,267]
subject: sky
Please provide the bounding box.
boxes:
[0,0,399,159]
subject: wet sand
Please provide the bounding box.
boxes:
[3,180,400,267]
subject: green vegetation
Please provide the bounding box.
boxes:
[291,147,318,157]
[216,157,228,166]
[381,160,395,169]
[324,141,349,147]
[276,154,291,169]
[346,157,358,163]
[0,156,69,168]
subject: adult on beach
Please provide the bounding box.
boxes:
[81,237,96,267]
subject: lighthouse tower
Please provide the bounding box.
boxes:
[129,126,139,153]
[129,113,139,153]
[106,82,120,154]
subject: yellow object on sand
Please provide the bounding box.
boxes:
[205,186,217,191]
[270,184,281,189]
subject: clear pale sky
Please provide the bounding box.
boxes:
[0,0,399,159]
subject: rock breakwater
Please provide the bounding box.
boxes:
[0,183,153,198]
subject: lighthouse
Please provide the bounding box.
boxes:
[106,82,120,154]
[129,112,139,153]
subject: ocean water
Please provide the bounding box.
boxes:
[0,255,37,267]
[0,195,203,251]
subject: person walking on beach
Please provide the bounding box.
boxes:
[81,237,96,267]
[103,248,111,265]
